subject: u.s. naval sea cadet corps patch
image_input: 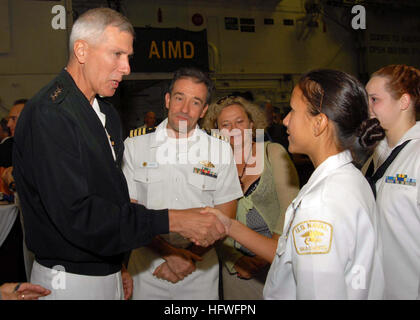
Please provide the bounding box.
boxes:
[292,220,333,255]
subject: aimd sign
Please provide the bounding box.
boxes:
[131,27,209,72]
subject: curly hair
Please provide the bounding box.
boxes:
[201,96,268,137]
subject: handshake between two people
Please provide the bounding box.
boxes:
[168,207,232,247]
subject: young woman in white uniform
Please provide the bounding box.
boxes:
[365,65,420,299]
[206,69,386,299]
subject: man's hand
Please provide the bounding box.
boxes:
[121,265,133,300]
[234,255,268,279]
[153,262,182,284]
[163,247,203,280]
[1,166,13,187]
[0,282,51,300]
[168,208,227,247]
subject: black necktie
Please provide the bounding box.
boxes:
[366,140,411,199]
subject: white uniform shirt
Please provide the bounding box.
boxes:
[123,118,242,205]
[122,118,243,299]
[123,118,243,247]
[0,136,12,144]
[373,122,420,299]
[92,98,116,161]
[264,151,384,300]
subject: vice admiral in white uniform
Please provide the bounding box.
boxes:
[206,69,386,299]
[122,68,243,300]
[366,64,420,299]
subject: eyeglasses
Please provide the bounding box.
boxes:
[216,95,238,105]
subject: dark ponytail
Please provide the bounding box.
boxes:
[355,118,384,149]
[298,69,385,167]
[353,118,385,166]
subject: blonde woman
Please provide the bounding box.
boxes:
[202,96,300,299]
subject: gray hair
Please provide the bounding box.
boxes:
[69,8,135,54]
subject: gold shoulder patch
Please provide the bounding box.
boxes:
[292,220,333,255]
[129,126,156,138]
[210,131,230,143]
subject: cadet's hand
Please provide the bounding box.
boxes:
[200,207,232,235]
[121,265,133,300]
[0,282,51,300]
[168,209,226,247]
[1,166,13,187]
[164,247,203,280]
[153,262,182,283]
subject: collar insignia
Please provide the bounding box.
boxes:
[50,86,63,101]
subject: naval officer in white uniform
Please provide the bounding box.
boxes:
[366,64,420,299]
[206,69,385,299]
[122,68,243,299]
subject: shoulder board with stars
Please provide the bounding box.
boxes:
[48,83,66,104]
[129,126,156,138]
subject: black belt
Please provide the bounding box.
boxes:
[36,258,121,277]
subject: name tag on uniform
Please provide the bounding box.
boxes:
[385,173,416,186]
[141,161,159,168]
